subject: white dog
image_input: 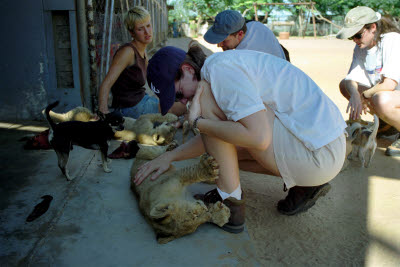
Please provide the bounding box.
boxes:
[349,114,379,168]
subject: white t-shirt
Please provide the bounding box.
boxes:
[236,21,286,60]
[346,32,400,90]
[201,50,346,151]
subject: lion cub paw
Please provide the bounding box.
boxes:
[200,154,219,180]
[166,140,179,151]
[163,113,178,122]
[209,201,230,227]
[182,120,190,134]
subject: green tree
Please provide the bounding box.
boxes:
[168,0,233,36]
[313,0,400,19]
[168,0,399,37]
[226,0,289,22]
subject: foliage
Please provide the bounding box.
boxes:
[231,0,288,21]
[168,0,190,23]
[184,0,232,20]
[167,0,399,36]
[168,0,232,22]
[313,0,400,19]
[169,0,400,21]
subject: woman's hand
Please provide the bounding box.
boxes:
[188,80,208,126]
[133,152,173,185]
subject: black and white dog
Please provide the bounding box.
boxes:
[45,101,124,180]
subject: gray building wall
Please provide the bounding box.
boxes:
[0,0,169,121]
[0,0,49,120]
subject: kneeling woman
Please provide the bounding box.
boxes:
[134,44,347,233]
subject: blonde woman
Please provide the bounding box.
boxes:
[98,7,185,119]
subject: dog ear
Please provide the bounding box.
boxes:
[352,128,361,139]
[107,109,123,119]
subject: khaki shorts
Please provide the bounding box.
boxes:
[273,117,346,189]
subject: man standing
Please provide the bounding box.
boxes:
[204,10,289,61]
[172,19,179,38]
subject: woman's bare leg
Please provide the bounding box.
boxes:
[199,85,280,193]
[199,86,240,194]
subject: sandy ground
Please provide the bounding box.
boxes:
[166,37,400,266]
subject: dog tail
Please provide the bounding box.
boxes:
[371,114,379,138]
[45,101,59,130]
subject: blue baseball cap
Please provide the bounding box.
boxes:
[147,46,186,115]
[204,10,245,44]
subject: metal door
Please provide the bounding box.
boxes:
[44,0,81,112]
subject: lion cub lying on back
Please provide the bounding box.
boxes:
[130,142,230,244]
[44,107,178,145]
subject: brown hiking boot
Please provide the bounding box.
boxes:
[385,137,400,157]
[195,189,245,233]
[277,183,331,216]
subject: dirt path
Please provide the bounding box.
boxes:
[166,37,400,266]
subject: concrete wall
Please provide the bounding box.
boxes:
[0,0,49,120]
[0,0,169,121]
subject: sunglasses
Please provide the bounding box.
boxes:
[348,28,366,40]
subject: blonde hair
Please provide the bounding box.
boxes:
[124,6,151,33]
